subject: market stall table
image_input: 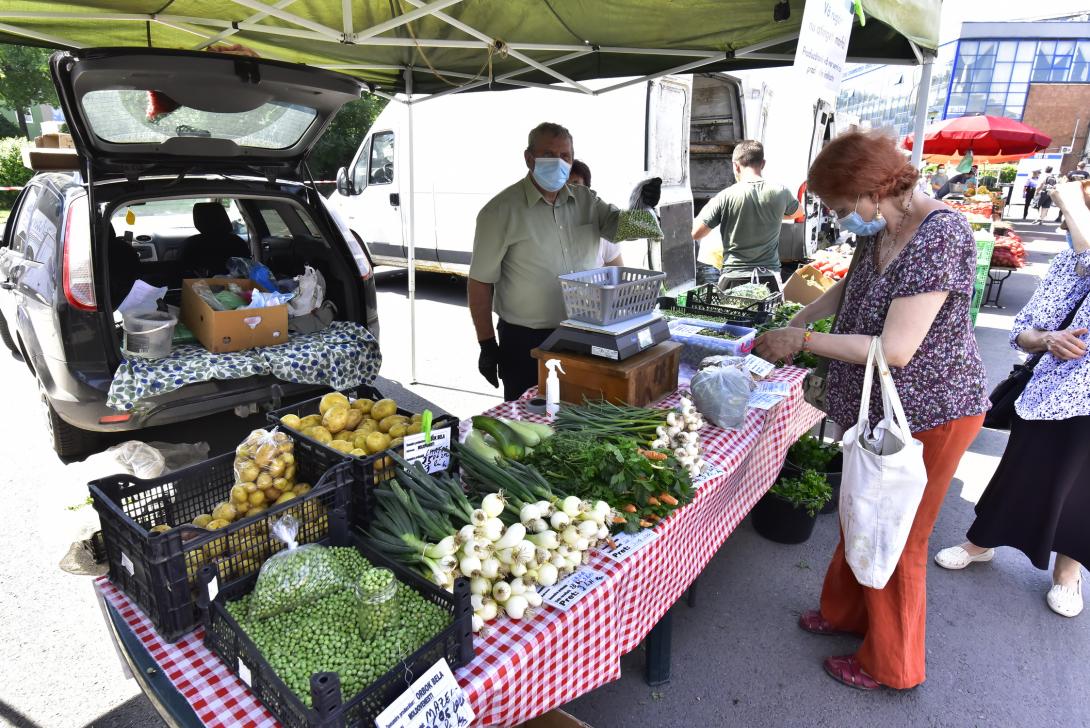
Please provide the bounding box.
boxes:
[94,366,822,727]
[984,267,1017,308]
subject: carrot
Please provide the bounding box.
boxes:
[606,537,618,550]
[622,503,638,514]
[638,448,669,461]
[646,496,660,507]
[612,516,627,525]
[658,492,679,507]
[639,520,653,528]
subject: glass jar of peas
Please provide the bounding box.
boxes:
[355,568,397,640]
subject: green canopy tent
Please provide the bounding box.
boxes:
[0,0,940,384]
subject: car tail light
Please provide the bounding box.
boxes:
[99,413,131,424]
[62,197,97,311]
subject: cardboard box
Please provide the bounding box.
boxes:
[33,132,75,148]
[181,278,288,353]
[782,263,837,305]
[22,147,79,172]
[519,709,594,728]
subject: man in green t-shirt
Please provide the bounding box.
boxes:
[692,140,799,285]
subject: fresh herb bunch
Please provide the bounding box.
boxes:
[787,434,840,472]
[696,327,741,340]
[770,468,832,517]
[525,431,692,532]
[755,302,833,369]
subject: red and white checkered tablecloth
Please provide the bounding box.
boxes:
[95,367,821,728]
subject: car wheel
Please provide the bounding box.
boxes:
[0,315,20,359]
[39,380,100,458]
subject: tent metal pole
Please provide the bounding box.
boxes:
[594,47,720,57]
[733,53,796,62]
[493,79,588,93]
[734,31,800,56]
[341,0,353,37]
[910,55,935,170]
[0,20,84,48]
[401,0,594,94]
[594,54,728,95]
[406,69,419,385]
[414,49,593,104]
[194,0,299,49]
[155,18,219,41]
[228,0,342,40]
[353,0,466,42]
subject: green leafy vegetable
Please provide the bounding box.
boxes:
[770,469,832,517]
[787,434,840,472]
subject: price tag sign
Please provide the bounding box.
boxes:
[375,659,474,728]
[120,551,135,577]
[237,658,252,687]
[748,392,785,411]
[757,381,792,395]
[668,322,705,337]
[538,567,606,610]
[602,529,659,561]
[744,354,776,378]
[403,427,451,474]
[693,465,724,487]
[207,575,219,603]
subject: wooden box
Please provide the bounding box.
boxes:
[531,340,681,407]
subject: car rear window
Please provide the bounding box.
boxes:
[80,90,317,150]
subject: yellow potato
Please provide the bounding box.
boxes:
[274,491,297,505]
[234,502,250,517]
[279,414,302,430]
[332,429,354,443]
[353,431,371,450]
[388,423,408,439]
[352,398,375,414]
[329,439,354,454]
[378,414,408,433]
[365,431,391,455]
[248,490,267,507]
[389,436,404,449]
[239,463,260,483]
[265,486,283,501]
[272,476,289,491]
[204,534,228,558]
[230,485,249,505]
[207,519,230,531]
[212,502,238,523]
[304,426,332,444]
[248,505,267,518]
[323,404,350,434]
[371,399,397,421]
[267,457,287,477]
[254,442,277,468]
[280,452,295,466]
[149,524,171,535]
[192,514,214,529]
[284,464,296,481]
[256,472,273,489]
[344,409,364,431]
[293,483,313,496]
[319,392,350,415]
[410,413,423,423]
[349,448,367,456]
[244,482,259,494]
[299,414,323,429]
[406,422,423,435]
[357,419,378,435]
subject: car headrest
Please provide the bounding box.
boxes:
[192,202,232,236]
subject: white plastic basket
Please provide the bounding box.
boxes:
[558,266,666,325]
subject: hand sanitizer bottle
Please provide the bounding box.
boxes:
[545,359,565,417]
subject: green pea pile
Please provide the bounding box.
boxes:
[248,543,344,620]
[614,210,663,242]
[226,547,452,708]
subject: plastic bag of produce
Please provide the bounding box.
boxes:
[249,515,346,620]
[288,265,326,318]
[690,363,753,430]
[233,428,299,517]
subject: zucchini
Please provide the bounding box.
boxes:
[501,418,549,447]
[463,430,502,464]
[471,416,525,460]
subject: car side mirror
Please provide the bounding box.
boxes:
[336,166,354,197]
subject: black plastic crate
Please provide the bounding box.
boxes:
[660,284,783,326]
[89,449,351,642]
[267,387,459,529]
[200,517,474,728]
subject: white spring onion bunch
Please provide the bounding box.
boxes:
[648,396,705,478]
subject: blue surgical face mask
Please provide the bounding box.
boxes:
[532,157,571,192]
[838,196,887,236]
[1067,230,1075,250]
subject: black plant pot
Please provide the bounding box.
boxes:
[751,490,818,544]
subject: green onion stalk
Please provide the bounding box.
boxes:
[553,400,668,443]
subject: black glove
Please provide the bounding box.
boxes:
[478,337,500,388]
[640,177,663,208]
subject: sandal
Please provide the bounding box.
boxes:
[798,609,852,636]
[823,654,882,691]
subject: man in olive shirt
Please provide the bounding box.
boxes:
[469,122,662,400]
[692,140,799,285]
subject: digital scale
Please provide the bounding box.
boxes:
[540,311,671,361]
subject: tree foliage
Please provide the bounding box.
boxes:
[308,95,388,181]
[0,44,58,137]
[0,137,32,207]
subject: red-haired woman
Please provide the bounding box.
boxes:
[756,130,989,691]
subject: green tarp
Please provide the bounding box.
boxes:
[0,1,939,94]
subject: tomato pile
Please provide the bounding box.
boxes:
[809,244,853,280]
[945,200,994,218]
[991,231,1026,269]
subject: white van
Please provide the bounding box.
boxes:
[327,74,749,291]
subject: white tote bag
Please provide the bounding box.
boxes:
[839,338,928,589]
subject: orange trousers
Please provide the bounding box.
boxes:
[819,413,984,689]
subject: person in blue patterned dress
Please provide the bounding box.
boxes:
[936,180,1090,618]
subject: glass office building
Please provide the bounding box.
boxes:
[837,17,1090,138]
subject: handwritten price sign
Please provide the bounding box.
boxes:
[403,427,452,473]
[375,659,474,728]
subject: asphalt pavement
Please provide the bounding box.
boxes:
[1,220,1087,728]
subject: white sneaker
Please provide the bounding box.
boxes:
[934,545,995,570]
[1047,578,1083,618]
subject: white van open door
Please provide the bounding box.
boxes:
[343,127,405,263]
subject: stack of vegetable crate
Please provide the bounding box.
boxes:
[971,229,996,325]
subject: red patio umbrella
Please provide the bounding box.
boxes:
[902,115,1051,158]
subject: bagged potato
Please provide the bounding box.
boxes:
[249,515,345,620]
[233,428,297,519]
